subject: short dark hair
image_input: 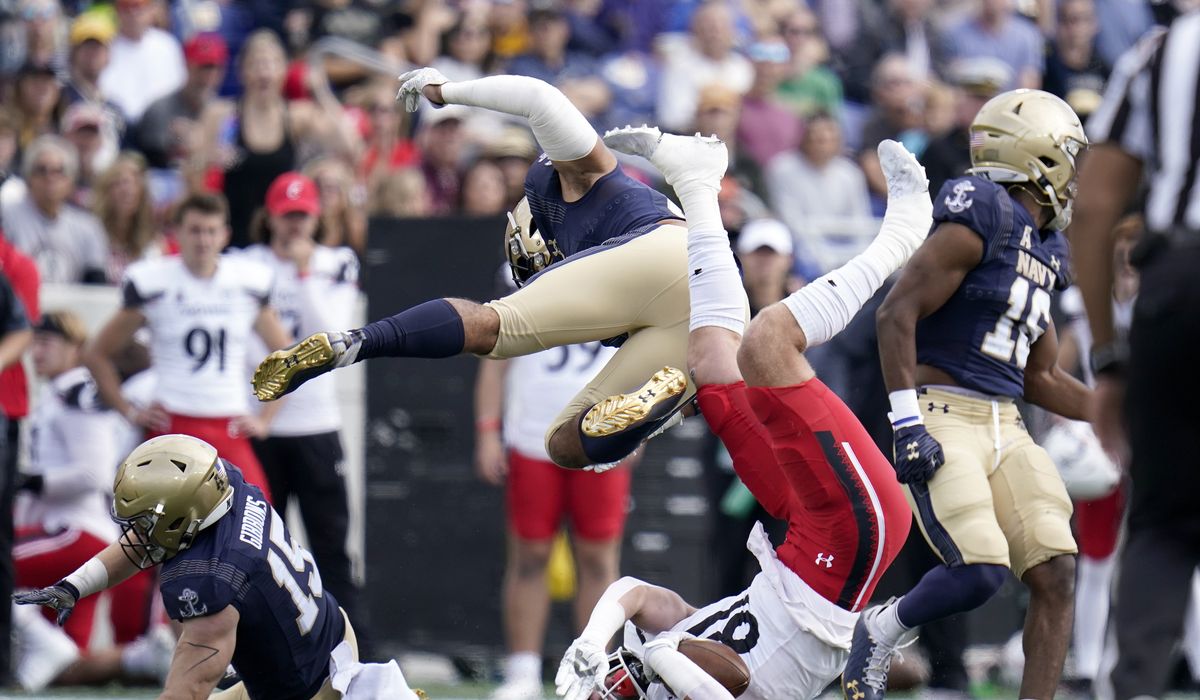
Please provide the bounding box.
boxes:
[174,192,229,226]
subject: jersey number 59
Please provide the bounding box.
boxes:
[980,277,1051,369]
[266,512,324,635]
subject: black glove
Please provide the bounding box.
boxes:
[892,424,945,484]
[13,580,80,626]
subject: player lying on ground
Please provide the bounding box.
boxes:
[842,89,1093,700]
[253,68,721,470]
[554,128,931,700]
[13,434,419,700]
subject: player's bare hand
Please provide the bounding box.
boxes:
[474,431,507,486]
[229,415,269,440]
[556,638,607,700]
[396,67,449,112]
[125,403,171,432]
[13,581,79,626]
[1092,375,1129,465]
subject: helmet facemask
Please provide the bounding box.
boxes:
[504,197,562,287]
[598,649,653,699]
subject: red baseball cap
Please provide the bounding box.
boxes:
[266,173,321,216]
[184,32,228,67]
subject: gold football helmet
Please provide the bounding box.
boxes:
[112,435,235,568]
[967,89,1088,229]
[505,196,562,286]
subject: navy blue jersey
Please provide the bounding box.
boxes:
[524,154,679,258]
[916,176,1071,398]
[159,465,343,700]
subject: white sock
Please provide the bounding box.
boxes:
[1073,554,1115,680]
[783,192,927,348]
[677,182,746,335]
[505,651,542,683]
[874,598,912,645]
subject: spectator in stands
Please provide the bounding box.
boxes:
[474,323,631,700]
[98,0,186,124]
[2,136,108,284]
[432,15,494,82]
[192,29,360,248]
[369,168,429,218]
[857,53,921,202]
[60,102,118,208]
[417,105,468,215]
[358,76,419,191]
[694,84,765,200]
[489,0,532,61]
[133,32,227,171]
[62,13,115,108]
[1092,0,1153,67]
[939,0,1044,90]
[483,126,538,210]
[507,5,594,86]
[776,6,842,118]
[1043,0,1108,111]
[657,0,754,133]
[0,262,31,688]
[876,0,941,83]
[736,217,796,314]
[305,156,367,254]
[737,38,802,170]
[0,110,19,199]
[12,60,62,150]
[18,0,65,73]
[93,152,172,284]
[460,159,509,217]
[921,58,1009,197]
[766,112,871,242]
[242,172,369,661]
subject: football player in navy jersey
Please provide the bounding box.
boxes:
[253,68,707,470]
[842,90,1093,700]
[14,435,417,700]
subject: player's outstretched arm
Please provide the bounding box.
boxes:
[1024,320,1094,421]
[12,536,141,625]
[397,69,616,195]
[158,606,238,700]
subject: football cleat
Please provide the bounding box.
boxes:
[582,367,688,439]
[841,599,918,700]
[603,126,728,192]
[877,139,929,201]
[252,331,361,402]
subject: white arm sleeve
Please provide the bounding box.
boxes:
[439,76,598,162]
[643,641,735,700]
[578,576,643,645]
[42,410,117,500]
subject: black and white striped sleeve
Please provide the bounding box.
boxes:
[1086,26,1167,162]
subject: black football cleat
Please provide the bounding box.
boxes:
[841,599,917,700]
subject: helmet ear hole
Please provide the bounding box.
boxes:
[167,517,185,531]
[1038,156,1057,168]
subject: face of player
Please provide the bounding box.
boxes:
[269,211,318,249]
[177,210,230,270]
[32,332,78,379]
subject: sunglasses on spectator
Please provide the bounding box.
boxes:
[31,164,67,177]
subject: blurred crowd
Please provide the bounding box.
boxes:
[0,0,1154,287]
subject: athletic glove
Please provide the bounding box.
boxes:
[13,580,80,626]
[892,424,945,484]
[396,67,450,112]
[555,637,608,700]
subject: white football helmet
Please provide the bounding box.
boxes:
[1042,419,1121,500]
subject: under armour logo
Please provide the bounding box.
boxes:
[928,402,948,413]
[846,679,865,700]
[1051,255,1061,272]
[906,441,919,461]
[638,390,656,402]
[815,553,834,568]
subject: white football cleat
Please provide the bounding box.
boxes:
[877,139,929,200]
[603,126,728,192]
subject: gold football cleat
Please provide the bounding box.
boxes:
[582,366,688,437]
[252,332,337,402]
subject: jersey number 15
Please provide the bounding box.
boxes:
[980,277,1051,369]
[266,512,324,635]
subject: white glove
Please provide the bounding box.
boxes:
[555,638,608,700]
[396,67,450,112]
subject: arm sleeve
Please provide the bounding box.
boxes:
[439,75,597,162]
[643,641,735,700]
[41,406,118,500]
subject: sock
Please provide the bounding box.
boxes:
[874,599,913,645]
[895,563,1008,629]
[505,652,541,683]
[677,182,746,336]
[782,192,927,348]
[357,299,466,360]
[1073,554,1115,680]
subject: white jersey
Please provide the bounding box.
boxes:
[17,367,121,541]
[123,255,273,417]
[624,524,857,700]
[504,342,616,460]
[240,244,359,436]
